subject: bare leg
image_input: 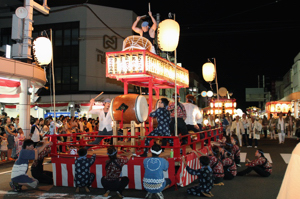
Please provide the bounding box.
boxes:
[7,149,12,160]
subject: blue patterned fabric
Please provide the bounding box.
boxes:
[186,166,213,195]
[145,108,173,146]
[74,154,96,187]
[143,157,169,193]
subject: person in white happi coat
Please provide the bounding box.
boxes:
[247,116,262,148]
[277,112,285,144]
[230,116,244,147]
[241,114,250,146]
[183,95,202,140]
[86,98,113,148]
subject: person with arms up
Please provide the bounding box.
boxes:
[182,152,214,197]
[132,11,157,54]
[86,98,113,149]
[101,146,132,198]
[10,139,52,192]
[75,148,96,193]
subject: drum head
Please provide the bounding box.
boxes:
[109,98,115,121]
[135,95,149,123]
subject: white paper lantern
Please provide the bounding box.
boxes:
[33,37,52,66]
[207,91,213,97]
[202,62,216,82]
[157,19,180,52]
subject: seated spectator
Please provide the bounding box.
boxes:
[143,143,171,199]
[237,149,272,177]
[101,146,132,198]
[182,153,214,197]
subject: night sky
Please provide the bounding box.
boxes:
[48,0,300,111]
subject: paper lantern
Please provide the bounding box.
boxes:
[157,19,180,52]
[202,62,216,82]
[207,91,213,97]
[33,37,52,66]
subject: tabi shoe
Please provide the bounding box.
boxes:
[84,186,90,193]
[103,190,110,197]
[75,187,80,193]
[236,164,241,167]
[213,182,224,186]
[145,192,153,199]
[155,192,164,199]
[202,192,212,197]
[116,191,124,198]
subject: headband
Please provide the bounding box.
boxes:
[188,98,194,103]
[107,150,117,156]
[150,149,162,155]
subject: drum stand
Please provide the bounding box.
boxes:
[112,121,146,153]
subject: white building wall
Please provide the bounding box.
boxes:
[0,4,136,94]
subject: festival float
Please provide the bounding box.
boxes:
[50,18,223,190]
[265,101,292,118]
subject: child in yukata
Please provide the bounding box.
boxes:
[141,98,173,157]
[182,151,214,197]
[10,139,52,192]
[74,148,96,193]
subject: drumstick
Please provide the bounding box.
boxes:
[93,92,104,100]
[148,2,151,12]
[140,15,147,19]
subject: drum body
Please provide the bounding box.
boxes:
[110,94,148,124]
[144,95,159,125]
[122,35,152,52]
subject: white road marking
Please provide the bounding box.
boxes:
[264,153,273,163]
[240,152,247,162]
[280,153,292,164]
[0,190,144,198]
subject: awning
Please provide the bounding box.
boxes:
[0,78,20,95]
[280,92,300,101]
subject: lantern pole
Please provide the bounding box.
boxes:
[173,13,178,137]
[213,58,219,101]
[50,29,56,131]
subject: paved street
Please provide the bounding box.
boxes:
[0,137,298,199]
